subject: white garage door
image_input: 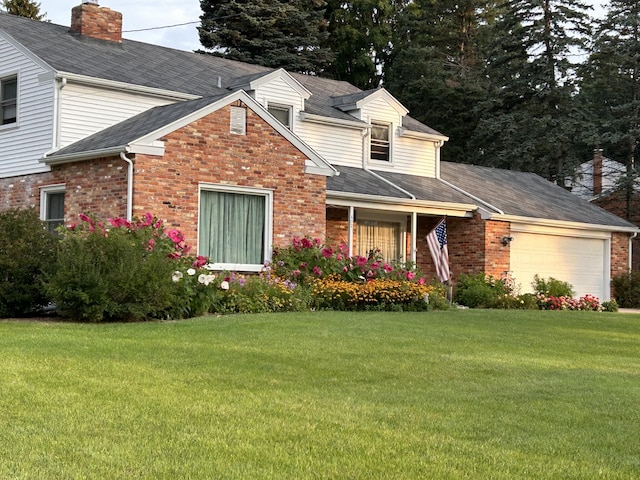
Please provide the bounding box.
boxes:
[510,231,609,300]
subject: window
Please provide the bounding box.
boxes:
[40,186,65,233]
[230,106,246,135]
[356,218,404,262]
[370,122,390,162]
[199,186,272,271]
[1,75,17,126]
[267,104,292,129]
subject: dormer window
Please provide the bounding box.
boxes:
[268,104,292,129]
[371,122,390,162]
[1,75,17,126]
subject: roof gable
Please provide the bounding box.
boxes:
[43,90,337,177]
[229,68,311,100]
[332,88,409,117]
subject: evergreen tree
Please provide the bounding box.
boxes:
[471,0,592,183]
[322,0,400,90]
[384,0,497,163]
[198,0,333,74]
[578,0,640,219]
[2,0,46,20]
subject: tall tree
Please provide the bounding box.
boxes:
[470,0,592,183]
[2,0,46,20]
[198,0,333,74]
[322,0,400,90]
[578,0,640,219]
[384,0,497,163]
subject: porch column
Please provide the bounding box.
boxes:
[348,206,355,257]
[411,212,417,264]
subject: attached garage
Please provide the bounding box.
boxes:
[510,225,610,300]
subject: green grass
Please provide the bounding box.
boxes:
[1,310,639,479]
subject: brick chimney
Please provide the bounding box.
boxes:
[70,1,123,43]
[593,148,604,196]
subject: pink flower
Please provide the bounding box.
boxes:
[301,237,313,249]
[78,213,92,223]
[339,242,348,253]
[313,266,323,277]
[356,256,368,267]
[140,212,153,227]
[147,238,155,251]
[192,255,208,268]
[167,229,184,244]
[321,247,333,259]
[418,277,425,285]
[300,262,308,269]
[405,271,416,281]
[336,253,343,261]
[382,263,393,273]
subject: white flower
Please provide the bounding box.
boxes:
[171,271,183,282]
[220,280,230,290]
[204,274,216,286]
[187,268,196,276]
[198,274,207,284]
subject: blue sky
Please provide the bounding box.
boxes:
[41,0,608,54]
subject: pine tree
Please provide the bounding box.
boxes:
[321,0,400,90]
[384,0,496,163]
[198,0,333,74]
[2,0,46,20]
[578,0,640,219]
[471,0,592,183]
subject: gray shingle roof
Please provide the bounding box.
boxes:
[328,166,412,198]
[440,161,636,228]
[375,171,478,204]
[47,95,229,157]
[0,12,439,134]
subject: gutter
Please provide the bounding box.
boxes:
[438,177,505,215]
[120,152,134,221]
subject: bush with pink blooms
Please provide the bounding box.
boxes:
[45,213,203,322]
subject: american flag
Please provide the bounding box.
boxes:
[426,219,450,283]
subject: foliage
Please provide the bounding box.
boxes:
[2,0,45,20]
[537,294,602,311]
[0,208,58,317]
[601,299,619,313]
[309,275,443,311]
[611,270,640,308]
[270,236,428,286]
[454,273,510,308]
[198,0,333,74]
[532,274,575,298]
[44,213,193,322]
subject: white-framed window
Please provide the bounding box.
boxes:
[198,184,273,271]
[0,74,17,127]
[40,185,65,233]
[356,213,406,262]
[370,122,391,162]
[267,103,292,129]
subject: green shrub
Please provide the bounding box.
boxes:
[601,299,619,313]
[0,208,58,317]
[44,213,191,322]
[532,275,575,298]
[454,273,508,308]
[611,271,640,308]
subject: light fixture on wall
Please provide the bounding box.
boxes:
[502,236,513,247]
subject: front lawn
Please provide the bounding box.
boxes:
[1,310,639,479]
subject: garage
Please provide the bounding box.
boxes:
[510,227,610,301]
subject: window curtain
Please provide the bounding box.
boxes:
[199,191,265,265]
[356,220,400,261]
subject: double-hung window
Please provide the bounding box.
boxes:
[370,122,390,162]
[199,185,273,271]
[1,75,17,126]
[40,185,65,233]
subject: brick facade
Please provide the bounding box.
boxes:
[593,191,640,271]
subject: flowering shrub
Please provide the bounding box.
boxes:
[271,236,427,285]
[45,213,199,322]
[537,294,602,311]
[0,208,58,318]
[309,275,443,311]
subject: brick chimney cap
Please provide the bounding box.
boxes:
[82,0,99,4]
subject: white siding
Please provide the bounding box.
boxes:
[296,120,363,168]
[59,83,175,147]
[0,38,54,178]
[255,77,305,113]
[360,96,403,125]
[393,136,438,177]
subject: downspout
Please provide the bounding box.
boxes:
[53,77,67,149]
[120,151,134,221]
[630,232,638,271]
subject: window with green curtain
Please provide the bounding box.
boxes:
[45,191,65,234]
[356,219,401,261]
[199,190,266,266]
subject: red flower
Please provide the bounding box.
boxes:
[321,247,333,259]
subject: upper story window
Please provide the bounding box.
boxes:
[1,75,17,126]
[267,104,292,129]
[371,122,390,162]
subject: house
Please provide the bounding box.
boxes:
[571,149,640,270]
[1,1,637,301]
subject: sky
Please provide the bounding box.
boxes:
[41,0,609,54]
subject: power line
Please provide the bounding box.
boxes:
[123,21,200,33]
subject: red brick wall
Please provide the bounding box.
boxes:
[593,192,640,271]
[611,232,631,279]
[131,102,326,251]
